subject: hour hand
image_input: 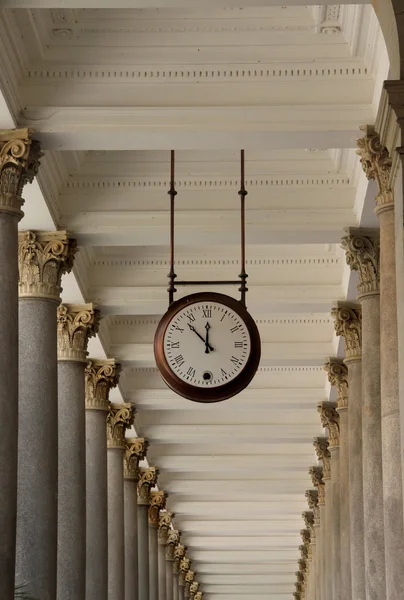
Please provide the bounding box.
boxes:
[204,322,214,353]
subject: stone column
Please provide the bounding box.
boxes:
[179,557,191,600]
[16,230,76,600]
[309,467,324,600]
[166,530,181,600]
[158,512,173,600]
[305,491,319,600]
[295,571,305,600]
[318,402,340,600]
[299,532,310,599]
[332,304,365,600]
[107,402,135,600]
[324,357,350,599]
[0,130,41,599]
[342,229,386,599]
[124,438,149,600]
[302,512,315,600]
[313,438,330,600]
[149,491,168,600]
[173,545,186,600]
[297,559,306,600]
[85,359,121,600]
[56,303,100,600]
[357,127,404,599]
[138,467,159,600]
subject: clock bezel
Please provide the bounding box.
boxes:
[154,291,261,403]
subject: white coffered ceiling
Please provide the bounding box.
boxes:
[0,3,387,599]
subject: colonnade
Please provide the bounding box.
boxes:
[293,126,404,600]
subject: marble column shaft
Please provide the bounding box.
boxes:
[125,438,149,600]
[138,467,159,600]
[0,130,40,599]
[85,360,121,600]
[107,403,135,600]
[57,304,100,600]
[16,230,75,600]
[358,127,404,599]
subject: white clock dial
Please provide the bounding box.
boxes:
[163,300,251,388]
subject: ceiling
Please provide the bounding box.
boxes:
[0,3,388,599]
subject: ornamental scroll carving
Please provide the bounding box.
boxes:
[85,359,121,411]
[124,437,149,480]
[324,358,348,410]
[318,402,340,447]
[313,437,331,480]
[106,402,134,449]
[166,530,181,561]
[356,125,393,213]
[18,231,77,301]
[138,467,158,505]
[0,128,42,215]
[158,511,174,545]
[341,229,380,297]
[149,490,167,527]
[309,466,325,506]
[331,304,362,360]
[57,303,101,361]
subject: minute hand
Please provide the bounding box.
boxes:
[187,323,214,351]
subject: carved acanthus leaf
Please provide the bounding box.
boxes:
[324,358,348,410]
[309,466,325,506]
[318,402,340,447]
[331,305,362,360]
[149,491,167,527]
[124,437,149,480]
[356,125,393,212]
[341,230,380,296]
[313,437,331,479]
[57,303,101,361]
[85,359,121,411]
[106,402,134,448]
[158,511,174,545]
[0,128,42,215]
[138,467,158,505]
[18,231,77,301]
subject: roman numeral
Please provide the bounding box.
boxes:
[174,355,185,367]
[221,368,228,377]
[187,367,196,378]
[186,313,196,322]
[173,326,184,333]
[171,341,180,349]
[230,356,241,366]
[234,341,243,348]
[202,308,212,318]
[220,312,227,322]
[230,325,241,333]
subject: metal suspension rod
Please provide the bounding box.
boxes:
[168,150,177,305]
[238,149,248,307]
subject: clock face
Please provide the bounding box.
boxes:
[163,300,251,388]
[154,292,261,403]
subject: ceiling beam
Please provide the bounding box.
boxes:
[2,0,369,6]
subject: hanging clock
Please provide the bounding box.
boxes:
[154,151,261,403]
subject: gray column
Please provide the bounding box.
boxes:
[85,359,121,600]
[302,512,315,600]
[179,557,191,600]
[107,403,135,600]
[310,468,324,600]
[0,131,40,599]
[56,304,100,600]
[358,127,404,599]
[342,230,386,599]
[125,438,149,600]
[16,230,75,600]
[165,530,181,600]
[332,305,365,600]
[324,358,350,600]
[158,512,173,600]
[318,402,340,600]
[138,467,159,600]
[305,491,319,600]
[298,533,310,600]
[313,438,330,600]
[173,570,179,600]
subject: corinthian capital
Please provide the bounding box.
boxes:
[166,530,181,560]
[18,231,77,301]
[300,529,311,546]
[158,511,174,545]
[318,402,340,447]
[298,559,306,576]
[179,557,192,585]
[324,358,348,410]
[309,466,325,506]
[0,128,42,216]
[138,467,158,505]
[57,303,101,361]
[305,489,319,525]
[106,402,134,449]
[356,125,393,212]
[194,593,203,600]
[190,581,199,597]
[149,490,167,527]
[296,571,305,584]
[124,438,149,480]
[302,511,315,536]
[85,359,121,411]
[173,544,186,574]
[331,304,362,360]
[293,593,302,600]
[313,437,331,480]
[341,229,380,297]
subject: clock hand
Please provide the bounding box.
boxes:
[187,323,214,351]
[205,322,214,354]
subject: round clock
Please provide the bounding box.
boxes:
[154,292,261,403]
